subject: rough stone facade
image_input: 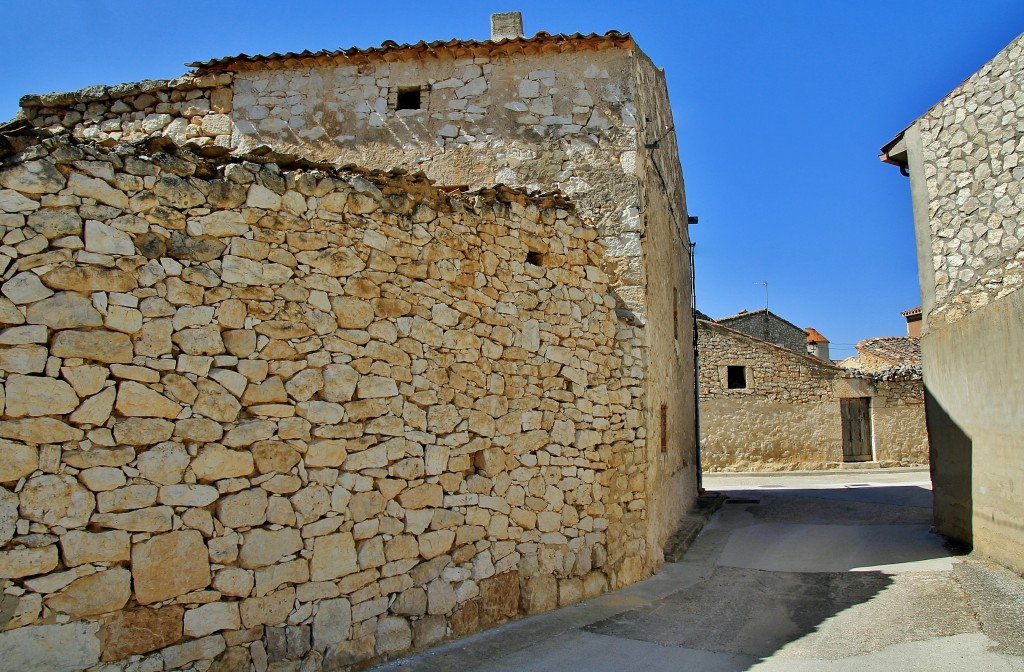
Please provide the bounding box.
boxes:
[698,320,927,472]
[13,30,698,576]
[0,135,661,670]
[881,30,1024,575]
[713,309,808,355]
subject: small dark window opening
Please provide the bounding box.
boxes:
[727,366,747,389]
[396,87,422,110]
[526,251,543,266]
[660,403,668,453]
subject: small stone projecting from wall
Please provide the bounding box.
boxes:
[0,135,653,670]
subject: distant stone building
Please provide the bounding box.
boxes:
[697,317,927,471]
[714,308,808,354]
[881,30,1024,574]
[0,13,697,670]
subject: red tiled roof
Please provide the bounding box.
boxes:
[805,327,829,344]
[857,336,922,367]
[187,31,634,71]
[901,306,922,317]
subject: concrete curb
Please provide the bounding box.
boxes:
[663,492,727,562]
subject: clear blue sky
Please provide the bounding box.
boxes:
[3,1,1023,359]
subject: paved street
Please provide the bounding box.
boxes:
[374,469,1024,671]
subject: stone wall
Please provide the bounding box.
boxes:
[698,321,927,471]
[15,36,698,576]
[0,136,648,670]
[916,32,1024,329]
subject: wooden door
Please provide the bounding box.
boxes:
[841,398,873,462]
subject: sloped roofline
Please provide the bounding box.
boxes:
[698,319,839,371]
[187,31,635,72]
[714,307,808,337]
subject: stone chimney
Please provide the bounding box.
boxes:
[491,12,525,41]
[901,306,922,338]
[805,327,831,361]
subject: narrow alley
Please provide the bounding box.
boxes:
[374,470,1024,671]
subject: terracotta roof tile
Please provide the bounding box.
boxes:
[805,327,829,344]
[186,31,634,71]
[857,336,922,367]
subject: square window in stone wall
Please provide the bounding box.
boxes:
[727,365,747,389]
[395,85,426,111]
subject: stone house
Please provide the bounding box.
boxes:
[697,317,927,471]
[880,30,1024,574]
[839,336,922,373]
[0,13,697,671]
[713,308,808,354]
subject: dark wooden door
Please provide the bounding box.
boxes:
[841,398,873,462]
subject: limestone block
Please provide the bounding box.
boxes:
[418,529,455,560]
[98,605,184,662]
[375,616,412,655]
[51,329,133,363]
[192,444,254,481]
[97,483,158,512]
[183,602,241,638]
[67,173,128,209]
[46,567,131,617]
[213,567,254,598]
[132,530,211,605]
[322,364,359,402]
[253,440,301,473]
[309,532,357,581]
[0,545,58,578]
[92,506,173,532]
[217,488,269,528]
[173,325,225,356]
[174,417,223,443]
[2,272,53,305]
[239,528,302,569]
[0,345,47,374]
[60,529,130,566]
[79,466,127,492]
[136,442,189,484]
[222,256,292,285]
[312,597,351,650]
[112,417,174,446]
[0,159,66,194]
[69,386,116,426]
[0,622,101,672]
[0,441,38,483]
[26,292,102,328]
[161,634,226,670]
[254,558,309,597]
[297,400,345,424]
[331,296,373,329]
[0,189,38,213]
[158,484,219,507]
[239,586,295,628]
[19,474,94,528]
[223,329,257,357]
[193,379,241,422]
[3,374,78,417]
[104,304,143,333]
[398,483,443,510]
[85,220,134,255]
[305,439,347,468]
[41,266,137,293]
[115,380,181,418]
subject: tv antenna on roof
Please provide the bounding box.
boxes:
[754,281,768,310]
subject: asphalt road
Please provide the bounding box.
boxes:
[373,469,1024,671]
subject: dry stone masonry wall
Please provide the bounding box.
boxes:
[918,33,1024,328]
[0,136,648,671]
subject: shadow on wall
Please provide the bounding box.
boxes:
[925,386,973,552]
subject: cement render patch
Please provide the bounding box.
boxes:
[716,523,954,573]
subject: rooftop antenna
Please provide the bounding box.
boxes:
[754,281,768,310]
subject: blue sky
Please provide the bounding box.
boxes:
[3,1,1023,359]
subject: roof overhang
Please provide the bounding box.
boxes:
[879,129,909,169]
